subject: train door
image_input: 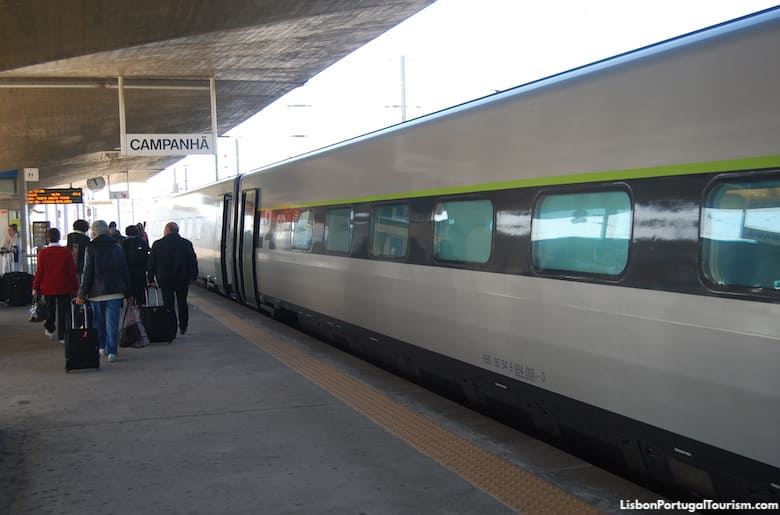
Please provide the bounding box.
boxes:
[237,188,260,308]
[220,193,236,298]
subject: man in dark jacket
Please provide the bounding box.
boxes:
[147,222,198,335]
[66,219,91,281]
[75,220,130,363]
[122,225,149,306]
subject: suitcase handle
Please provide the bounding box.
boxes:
[145,287,164,307]
[71,302,90,329]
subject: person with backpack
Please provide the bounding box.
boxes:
[122,225,149,306]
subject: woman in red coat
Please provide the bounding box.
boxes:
[32,228,79,343]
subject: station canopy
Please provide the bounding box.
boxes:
[0,0,434,188]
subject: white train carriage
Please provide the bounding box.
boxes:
[157,8,780,502]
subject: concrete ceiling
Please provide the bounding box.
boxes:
[0,0,434,188]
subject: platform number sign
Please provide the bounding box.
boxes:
[24,168,39,182]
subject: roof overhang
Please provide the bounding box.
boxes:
[0,0,434,188]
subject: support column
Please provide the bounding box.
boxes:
[210,77,218,181]
[118,76,127,155]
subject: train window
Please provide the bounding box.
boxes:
[291,209,314,251]
[433,199,493,263]
[325,207,353,254]
[700,177,780,291]
[370,203,409,258]
[532,191,631,275]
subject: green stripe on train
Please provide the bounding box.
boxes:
[268,154,780,210]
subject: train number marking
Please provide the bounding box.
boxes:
[482,353,546,383]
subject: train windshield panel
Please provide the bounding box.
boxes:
[291,209,314,250]
[701,177,780,291]
[433,200,493,263]
[325,207,353,254]
[532,191,631,275]
[370,204,409,258]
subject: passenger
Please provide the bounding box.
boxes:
[108,221,124,244]
[147,222,198,335]
[136,222,149,246]
[75,220,130,363]
[122,225,150,306]
[32,228,79,343]
[1,223,20,275]
[66,219,91,282]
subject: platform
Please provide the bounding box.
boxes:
[1,288,673,514]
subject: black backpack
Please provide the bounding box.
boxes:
[123,238,149,268]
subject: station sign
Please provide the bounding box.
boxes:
[109,191,129,200]
[27,188,84,204]
[124,133,215,156]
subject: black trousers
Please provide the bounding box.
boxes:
[44,294,71,340]
[161,283,189,333]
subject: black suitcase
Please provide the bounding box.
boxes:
[65,304,99,372]
[3,271,34,306]
[140,288,176,343]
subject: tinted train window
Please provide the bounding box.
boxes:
[291,209,314,250]
[370,204,408,258]
[325,207,353,254]
[701,177,780,291]
[532,191,631,275]
[434,199,493,263]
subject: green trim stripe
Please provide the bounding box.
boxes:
[268,154,780,210]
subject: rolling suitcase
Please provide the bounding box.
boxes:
[3,271,34,306]
[140,287,176,343]
[65,304,99,372]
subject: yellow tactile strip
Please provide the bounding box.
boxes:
[190,292,602,515]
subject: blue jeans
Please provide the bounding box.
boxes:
[90,299,123,356]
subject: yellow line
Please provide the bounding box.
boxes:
[190,291,603,515]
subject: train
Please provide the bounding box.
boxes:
[149,8,780,503]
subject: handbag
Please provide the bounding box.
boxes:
[29,295,49,323]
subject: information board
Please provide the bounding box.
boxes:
[32,221,50,249]
[26,188,84,204]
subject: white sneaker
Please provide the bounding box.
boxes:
[107,354,117,363]
[58,339,64,344]
[98,348,106,357]
[44,329,55,338]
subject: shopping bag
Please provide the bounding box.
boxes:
[120,301,149,348]
[119,323,142,348]
[28,295,49,323]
